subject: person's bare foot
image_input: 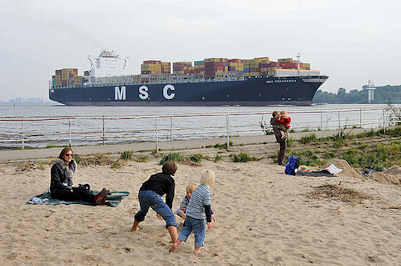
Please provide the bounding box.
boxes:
[169,242,178,253]
[130,220,140,232]
[129,226,138,232]
[193,248,200,255]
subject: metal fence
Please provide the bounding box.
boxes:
[0,107,399,149]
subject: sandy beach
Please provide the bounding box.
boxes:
[1,154,401,265]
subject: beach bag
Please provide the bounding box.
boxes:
[285,156,300,175]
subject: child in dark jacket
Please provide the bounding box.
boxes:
[130,161,179,244]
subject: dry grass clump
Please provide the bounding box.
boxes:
[15,161,45,172]
[383,205,401,210]
[132,155,150,163]
[76,154,118,167]
[306,184,374,204]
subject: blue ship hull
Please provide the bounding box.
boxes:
[49,75,328,106]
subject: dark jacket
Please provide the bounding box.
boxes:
[50,159,76,193]
[139,172,175,209]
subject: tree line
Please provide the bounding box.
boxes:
[313,85,401,104]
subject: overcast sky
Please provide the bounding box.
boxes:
[1,0,401,100]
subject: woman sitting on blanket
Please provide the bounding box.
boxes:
[50,147,109,205]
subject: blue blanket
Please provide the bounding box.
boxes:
[27,191,130,207]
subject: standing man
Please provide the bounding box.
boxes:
[270,111,289,165]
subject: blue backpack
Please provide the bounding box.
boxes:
[285,155,300,175]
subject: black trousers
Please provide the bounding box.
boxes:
[277,140,286,165]
[51,188,95,203]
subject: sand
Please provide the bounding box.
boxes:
[1,156,401,266]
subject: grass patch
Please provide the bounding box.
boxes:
[76,154,115,167]
[323,151,336,159]
[15,161,45,172]
[340,143,401,171]
[214,154,222,162]
[299,134,318,144]
[214,141,233,149]
[189,154,204,163]
[290,150,326,167]
[306,184,373,204]
[111,161,123,169]
[286,137,295,148]
[133,155,149,162]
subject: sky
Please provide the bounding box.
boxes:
[1,0,401,100]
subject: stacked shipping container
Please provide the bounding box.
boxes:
[204,58,228,78]
[53,68,85,87]
[141,60,171,75]
[173,62,193,75]
[139,56,310,78]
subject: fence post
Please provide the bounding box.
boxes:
[21,118,24,150]
[226,114,230,150]
[359,108,362,128]
[170,116,173,142]
[102,116,105,145]
[68,119,72,147]
[320,111,323,130]
[155,117,159,152]
[383,109,386,135]
[338,111,341,137]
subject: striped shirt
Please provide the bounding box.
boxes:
[186,185,211,220]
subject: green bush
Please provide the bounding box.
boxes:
[189,154,203,163]
[159,153,186,165]
[73,154,82,164]
[286,137,295,148]
[214,154,222,162]
[120,150,133,160]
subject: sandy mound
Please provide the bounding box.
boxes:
[383,165,401,176]
[324,158,363,179]
[371,166,401,185]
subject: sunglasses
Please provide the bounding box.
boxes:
[65,153,73,157]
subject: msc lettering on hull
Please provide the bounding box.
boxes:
[115,86,126,100]
[114,85,176,101]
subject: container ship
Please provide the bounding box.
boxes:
[49,50,328,106]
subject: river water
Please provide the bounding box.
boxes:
[0,104,398,147]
